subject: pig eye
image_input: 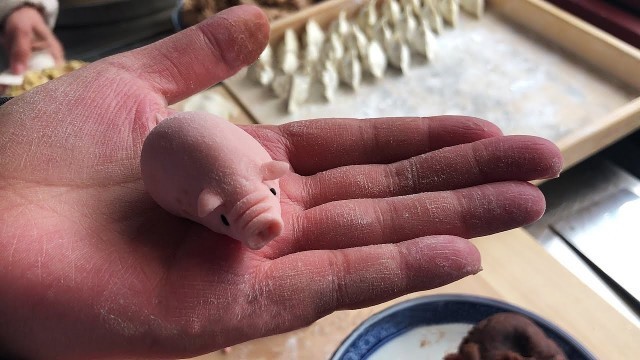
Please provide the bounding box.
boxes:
[220,214,230,226]
[270,188,277,196]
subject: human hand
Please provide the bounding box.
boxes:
[2,5,64,74]
[0,5,562,360]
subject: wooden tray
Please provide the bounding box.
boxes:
[224,0,640,171]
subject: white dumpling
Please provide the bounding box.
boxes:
[287,73,311,113]
[258,44,273,65]
[438,0,459,27]
[460,0,484,18]
[272,73,292,99]
[280,52,300,75]
[329,10,351,39]
[409,20,436,61]
[246,61,275,86]
[420,2,443,34]
[404,0,422,17]
[304,19,325,49]
[282,28,300,53]
[385,35,411,74]
[382,0,402,27]
[346,24,369,60]
[339,50,362,90]
[373,21,393,50]
[321,32,345,64]
[277,29,300,74]
[358,0,378,37]
[303,19,325,66]
[320,60,339,102]
[364,40,387,79]
[399,6,418,43]
[246,44,275,86]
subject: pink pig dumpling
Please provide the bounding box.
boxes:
[140,111,289,249]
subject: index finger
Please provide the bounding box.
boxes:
[261,116,503,175]
[102,5,269,104]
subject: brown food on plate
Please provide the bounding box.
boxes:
[444,312,567,360]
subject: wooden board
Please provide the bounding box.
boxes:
[191,228,640,360]
[491,0,640,89]
[224,0,640,171]
[546,0,640,49]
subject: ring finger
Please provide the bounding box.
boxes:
[268,181,544,256]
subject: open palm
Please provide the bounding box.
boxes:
[0,6,562,360]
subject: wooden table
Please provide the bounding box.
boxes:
[175,89,640,359]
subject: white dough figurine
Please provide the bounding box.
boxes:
[141,112,289,250]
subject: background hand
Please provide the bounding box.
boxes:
[2,5,64,74]
[0,5,562,359]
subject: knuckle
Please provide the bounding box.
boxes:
[325,251,348,310]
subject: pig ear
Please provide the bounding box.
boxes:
[261,161,290,180]
[197,189,223,218]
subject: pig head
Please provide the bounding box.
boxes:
[140,111,289,250]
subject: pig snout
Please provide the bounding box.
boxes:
[241,202,283,250]
[230,191,283,249]
[246,213,283,250]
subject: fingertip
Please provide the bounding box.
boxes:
[199,5,270,68]
[462,240,482,275]
[456,181,548,237]
[464,116,504,137]
[447,116,504,137]
[428,116,504,149]
[409,235,482,278]
[511,181,547,225]
[439,235,482,276]
[529,184,547,223]
[507,135,564,179]
[535,137,564,178]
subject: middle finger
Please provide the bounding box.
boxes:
[296,135,561,209]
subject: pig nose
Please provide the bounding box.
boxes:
[247,216,283,250]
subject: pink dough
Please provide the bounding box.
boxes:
[140,111,289,249]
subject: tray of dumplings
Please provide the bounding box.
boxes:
[224,0,639,147]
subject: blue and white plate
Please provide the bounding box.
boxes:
[331,294,595,360]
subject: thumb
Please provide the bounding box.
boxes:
[104,5,269,105]
[9,29,32,74]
